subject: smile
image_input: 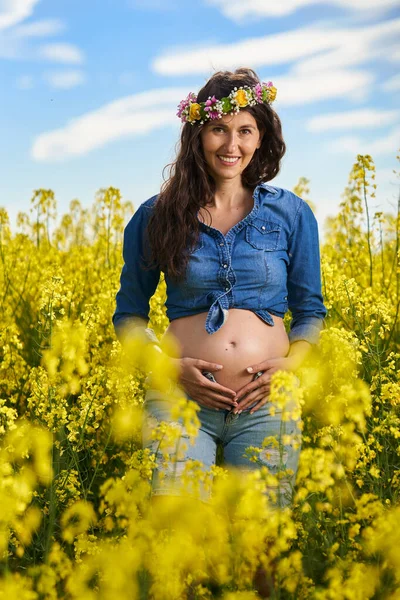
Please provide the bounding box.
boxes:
[217,155,240,166]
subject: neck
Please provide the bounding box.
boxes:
[212,179,251,210]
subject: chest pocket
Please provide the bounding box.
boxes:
[245,219,281,251]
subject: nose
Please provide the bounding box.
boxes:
[223,131,238,154]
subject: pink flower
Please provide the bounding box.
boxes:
[204,96,217,110]
[203,96,220,119]
[176,92,197,121]
[254,83,263,102]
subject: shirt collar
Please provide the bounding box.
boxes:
[256,182,279,196]
[251,182,278,216]
[197,182,278,234]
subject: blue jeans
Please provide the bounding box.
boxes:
[142,371,302,506]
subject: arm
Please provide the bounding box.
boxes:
[286,199,327,348]
[234,200,326,409]
[113,201,161,344]
[286,339,312,370]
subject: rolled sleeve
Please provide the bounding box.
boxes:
[287,200,327,345]
[112,201,161,341]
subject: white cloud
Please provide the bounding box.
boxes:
[206,0,400,22]
[382,74,400,92]
[307,109,400,132]
[325,135,361,155]
[0,1,83,66]
[275,69,373,105]
[0,18,64,59]
[153,27,333,76]
[0,0,40,30]
[368,126,400,156]
[13,18,65,38]
[155,63,372,107]
[292,20,400,75]
[328,125,400,156]
[43,69,85,89]
[16,73,34,89]
[37,43,84,64]
[153,18,400,77]
[31,88,188,162]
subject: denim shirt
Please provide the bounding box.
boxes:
[113,182,327,345]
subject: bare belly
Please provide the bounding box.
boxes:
[162,309,290,393]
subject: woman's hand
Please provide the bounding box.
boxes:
[176,357,238,410]
[234,341,312,414]
[233,356,298,415]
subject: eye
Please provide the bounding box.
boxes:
[240,128,252,135]
[212,126,225,133]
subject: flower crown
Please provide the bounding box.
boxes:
[177,82,277,125]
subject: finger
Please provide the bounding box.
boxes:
[237,396,269,414]
[249,397,270,415]
[206,391,238,407]
[235,378,269,403]
[236,387,270,412]
[246,361,270,374]
[234,380,262,402]
[196,396,230,411]
[195,359,223,371]
[187,384,237,407]
[234,383,256,403]
[203,380,237,399]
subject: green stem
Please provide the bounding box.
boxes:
[44,432,56,560]
[361,163,373,287]
[342,280,377,369]
[86,426,113,497]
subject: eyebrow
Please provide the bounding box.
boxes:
[210,123,256,129]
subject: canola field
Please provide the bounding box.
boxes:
[0,154,399,599]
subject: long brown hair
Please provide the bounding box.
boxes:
[146,67,286,281]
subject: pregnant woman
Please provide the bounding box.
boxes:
[113,67,327,508]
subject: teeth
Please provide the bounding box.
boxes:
[218,156,239,163]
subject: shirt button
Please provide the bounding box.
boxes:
[225,287,229,291]
[223,264,227,268]
[261,225,266,230]
[219,242,224,246]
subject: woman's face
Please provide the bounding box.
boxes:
[199,110,262,186]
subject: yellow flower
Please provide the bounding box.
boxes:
[234,89,248,107]
[268,86,277,102]
[61,500,97,543]
[189,103,201,121]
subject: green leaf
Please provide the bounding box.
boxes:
[221,97,232,112]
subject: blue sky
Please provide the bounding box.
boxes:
[1,0,399,239]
